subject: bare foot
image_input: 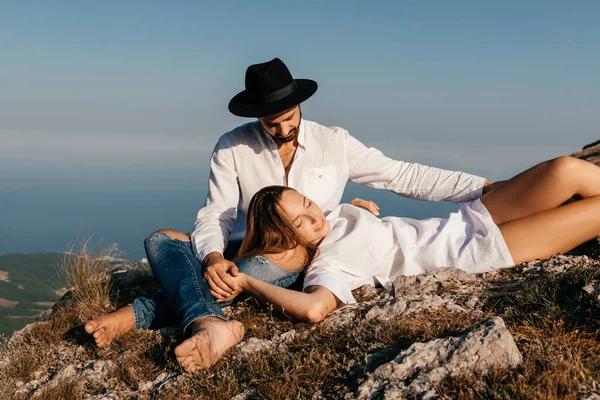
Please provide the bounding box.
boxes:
[84,306,135,347]
[174,316,245,373]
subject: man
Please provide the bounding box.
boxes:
[85,58,495,372]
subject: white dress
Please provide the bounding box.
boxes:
[302,201,514,306]
[191,119,487,262]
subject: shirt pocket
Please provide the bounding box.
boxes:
[304,166,338,206]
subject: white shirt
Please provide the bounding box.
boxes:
[303,202,514,307]
[191,119,487,262]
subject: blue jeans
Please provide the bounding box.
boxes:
[128,232,302,334]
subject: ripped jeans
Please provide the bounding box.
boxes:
[128,232,302,334]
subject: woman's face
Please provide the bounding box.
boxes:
[277,189,330,245]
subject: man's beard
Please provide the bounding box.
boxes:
[271,126,299,144]
[266,108,303,144]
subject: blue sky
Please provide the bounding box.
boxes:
[1,1,600,257]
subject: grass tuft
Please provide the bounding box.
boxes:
[437,261,600,398]
[54,239,117,324]
[34,378,83,400]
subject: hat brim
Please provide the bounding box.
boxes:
[228,79,317,118]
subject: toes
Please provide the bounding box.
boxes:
[84,321,98,334]
[180,358,192,371]
[174,340,195,358]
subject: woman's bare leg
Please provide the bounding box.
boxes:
[499,194,600,264]
[482,156,600,225]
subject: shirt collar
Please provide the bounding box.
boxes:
[297,118,306,148]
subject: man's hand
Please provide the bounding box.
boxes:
[350,198,380,216]
[482,180,506,196]
[202,252,239,299]
[215,273,248,303]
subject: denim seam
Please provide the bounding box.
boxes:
[127,304,140,330]
[177,240,226,332]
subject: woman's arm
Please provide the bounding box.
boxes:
[235,273,338,323]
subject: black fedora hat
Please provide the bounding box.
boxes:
[228,58,318,118]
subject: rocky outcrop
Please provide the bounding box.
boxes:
[322,267,490,331]
[353,317,521,399]
[572,140,600,166]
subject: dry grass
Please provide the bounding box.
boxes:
[55,239,117,323]
[157,308,485,399]
[0,240,120,395]
[229,299,298,339]
[4,241,600,398]
[436,263,600,399]
[438,321,600,399]
[33,378,83,400]
[106,329,176,389]
[0,339,43,384]
[113,352,162,390]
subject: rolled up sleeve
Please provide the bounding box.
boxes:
[344,132,486,202]
[191,137,239,262]
[303,266,356,309]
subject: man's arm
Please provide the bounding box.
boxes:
[191,136,240,295]
[344,132,487,202]
[191,138,239,261]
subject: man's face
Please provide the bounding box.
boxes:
[258,106,302,144]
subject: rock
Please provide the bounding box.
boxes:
[353,284,382,302]
[53,364,77,381]
[138,381,153,391]
[81,360,115,386]
[392,267,478,298]
[278,329,297,343]
[230,388,257,400]
[321,307,359,330]
[349,347,401,378]
[403,295,447,316]
[445,303,466,313]
[581,392,600,400]
[312,389,326,399]
[354,317,521,399]
[365,299,407,321]
[238,338,274,355]
[583,280,600,302]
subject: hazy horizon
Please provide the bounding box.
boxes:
[2,2,599,259]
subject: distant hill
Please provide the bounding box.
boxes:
[0,253,68,337]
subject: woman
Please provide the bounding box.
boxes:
[226,156,600,323]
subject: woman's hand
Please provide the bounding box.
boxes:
[350,198,380,216]
[213,273,248,303]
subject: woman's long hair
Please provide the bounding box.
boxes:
[236,185,318,267]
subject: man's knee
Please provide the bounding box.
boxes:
[144,229,191,261]
[148,229,190,241]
